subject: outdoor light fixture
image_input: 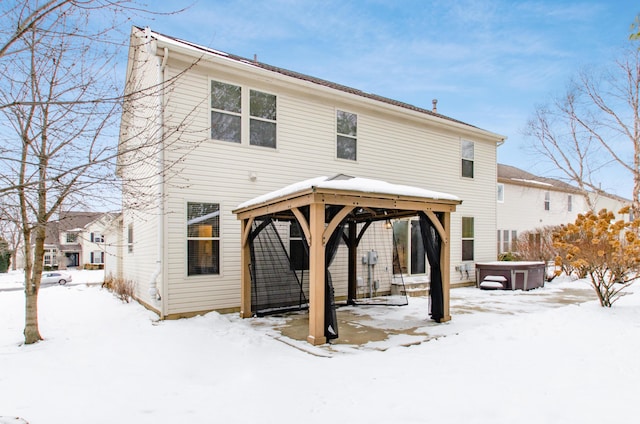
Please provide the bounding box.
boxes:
[384,219,392,230]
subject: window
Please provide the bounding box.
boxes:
[66,232,78,243]
[498,229,518,253]
[529,233,542,253]
[250,90,277,148]
[127,224,133,253]
[461,140,474,178]
[567,194,572,212]
[497,183,504,202]
[91,232,104,243]
[393,220,427,275]
[211,80,241,143]
[503,230,510,253]
[44,248,58,266]
[187,202,220,276]
[90,251,104,264]
[336,110,357,160]
[210,81,277,148]
[544,191,550,211]
[462,217,474,261]
[289,222,308,271]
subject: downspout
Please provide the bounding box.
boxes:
[148,45,169,315]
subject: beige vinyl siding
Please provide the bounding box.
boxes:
[119,40,165,313]
[125,40,503,315]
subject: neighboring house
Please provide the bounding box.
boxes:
[497,163,631,254]
[116,26,506,320]
[43,211,116,270]
[103,213,123,279]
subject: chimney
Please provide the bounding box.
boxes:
[432,99,438,113]
[253,54,258,63]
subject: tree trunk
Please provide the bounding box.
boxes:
[23,286,41,344]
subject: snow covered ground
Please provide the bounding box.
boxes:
[1,269,639,424]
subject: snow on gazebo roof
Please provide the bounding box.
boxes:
[236,175,460,210]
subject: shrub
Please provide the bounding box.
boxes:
[83,263,104,270]
[498,251,520,261]
[515,226,561,262]
[102,274,136,303]
[553,208,640,307]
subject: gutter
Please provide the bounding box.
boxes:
[147,28,167,316]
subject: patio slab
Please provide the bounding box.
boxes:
[255,280,598,354]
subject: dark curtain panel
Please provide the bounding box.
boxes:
[418,212,444,322]
[323,222,345,340]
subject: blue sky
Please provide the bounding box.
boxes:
[148,0,637,198]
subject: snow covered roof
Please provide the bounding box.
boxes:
[236,175,460,210]
[497,164,579,193]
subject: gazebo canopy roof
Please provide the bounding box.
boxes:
[233,175,462,223]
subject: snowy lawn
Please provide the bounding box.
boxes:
[1,270,640,424]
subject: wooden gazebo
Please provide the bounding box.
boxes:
[233,175,462,345]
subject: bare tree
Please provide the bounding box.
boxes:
[0,199,23,271]
[0,1,74,59]
[525,42,640,215]
[0,1,197,344]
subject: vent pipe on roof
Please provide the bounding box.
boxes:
[432,99,438,113]
[253,54,258,63]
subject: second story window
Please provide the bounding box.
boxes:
[461,140,474,178]
[66,232,78,243]
[250,90,277,148]
[544,191,551,211]
[210,80,277,148]
[211,80,242,143]
[567,194,572,212]
[336,110,357,161]
[91,232,104,243]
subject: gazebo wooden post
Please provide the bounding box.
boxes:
[347,221,357,305]
[440,212,452,322]
[239,217,252,318]
[307,201,327,345]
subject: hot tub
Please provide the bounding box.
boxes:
[475,261,545,291]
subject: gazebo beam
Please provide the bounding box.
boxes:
[323,206,354,246]
[440,212,452,322]
[239,218,252,318]
[307,202,326,345]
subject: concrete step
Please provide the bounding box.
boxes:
[392,281,430,297]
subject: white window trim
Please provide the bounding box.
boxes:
[393,218,429,277]
[462,216,475,261]
[127,224,133,254]
[185,201,223,278]
[544,191,551,211]
[335,108,358,162]
[209,78,278,150]
[461,139,474,179]
[91,251,105,264]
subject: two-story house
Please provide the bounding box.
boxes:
[43,211,115,270]
[116,27,506,342]
[497,163,631,255]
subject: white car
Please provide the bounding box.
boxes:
[41,271,72,285]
